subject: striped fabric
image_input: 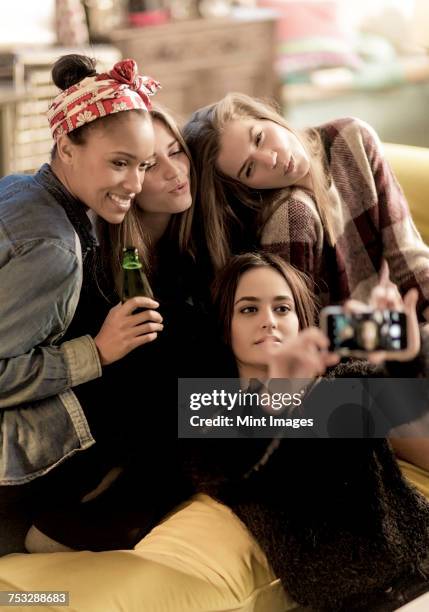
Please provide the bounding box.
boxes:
[261,117,429,315]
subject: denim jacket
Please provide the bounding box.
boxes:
[0,164,102,485]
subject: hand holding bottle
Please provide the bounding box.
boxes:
[122,246,154,304]
[94,297,163,366]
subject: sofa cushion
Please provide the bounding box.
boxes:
[384,142,429,245]
[398,459,429,501]
[0,494,296,612]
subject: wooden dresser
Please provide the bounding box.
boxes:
[109,11,278,120]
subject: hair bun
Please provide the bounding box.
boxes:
[52,54,97,91]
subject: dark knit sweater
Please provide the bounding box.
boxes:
[185,342,429,611]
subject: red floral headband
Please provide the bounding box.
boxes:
[47,59,161,141]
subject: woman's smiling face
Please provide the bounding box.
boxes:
[60,112,155,224]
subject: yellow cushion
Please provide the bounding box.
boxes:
[384,142,429,245]
[398,459,429,502]
[0,494,295,612]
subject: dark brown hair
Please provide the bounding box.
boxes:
[211,251,316,347]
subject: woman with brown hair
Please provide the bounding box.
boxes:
[183,93,429,321]
[93,103,220,390]
[190,251,429,611]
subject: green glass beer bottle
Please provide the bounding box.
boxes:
[121,247,154,311]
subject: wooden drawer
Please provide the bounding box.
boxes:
[111,19,274,73]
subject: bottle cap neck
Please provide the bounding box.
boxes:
[122,246,142,269]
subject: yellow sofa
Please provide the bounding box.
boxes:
[384,142,429,245]
[0,494,296,612]
[0,143,428,612]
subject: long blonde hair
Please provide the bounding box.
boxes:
[183,92,334,273]
[99,105,196,295]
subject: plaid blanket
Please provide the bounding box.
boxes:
[261,117,429,315]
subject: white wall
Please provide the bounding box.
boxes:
[0,0,56,47]
[339,0,414,25]
[413,0,429,47]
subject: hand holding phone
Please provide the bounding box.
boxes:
[320,307,407,357]
[320,285,420,361]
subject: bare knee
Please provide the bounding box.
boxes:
[24,525,74,554]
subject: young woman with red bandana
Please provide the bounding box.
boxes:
[0,54,161,554]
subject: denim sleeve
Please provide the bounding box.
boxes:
[0,238,102,408]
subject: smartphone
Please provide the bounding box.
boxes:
[320,306,407,356]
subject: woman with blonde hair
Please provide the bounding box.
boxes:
[93,103,218,382]
[183,93,429,320]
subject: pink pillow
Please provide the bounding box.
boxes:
[258,0,361,76]
[259,0,344,40]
